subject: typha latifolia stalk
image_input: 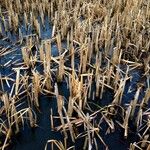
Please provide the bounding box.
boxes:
[44,41,52,90]
[56,32,62,55]
[22,47,30,67]
[33,17,41,38]
[24,12,28,30]
[32,71,40,107]
[39,43,44,62]
[52,12,57,37]
[57,55,64,82]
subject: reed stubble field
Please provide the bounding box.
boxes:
[0,0,150,149]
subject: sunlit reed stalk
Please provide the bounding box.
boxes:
[14,68,20,96]
[44,41,52,90]
[57,55,64,82]
[39,43,44,62]
[32,71,40,107]
[56,32,62,55]
[22,47,30,67]
[123,104,132,138]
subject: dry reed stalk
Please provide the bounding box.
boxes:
[16,0,22,13]
[141,134,149,148]
[45,41,51,69]
[13,13,19,32]
[86,113,92,150]
[45,139,74,150]
[107,66,113,85]
[95,26,100,52]
[39,5,45,27]
[129,143,135,150]
[2,128,12,150]
[32,71,40,107]
[10,103,19,134]
[21,47,30,67]
[143,88,150,105]
[1,93,9,114]
[24,12,28,29]
[67,96,74,117]
[123,104,132,138]
[52,12,57,37]
[44,41,52,90]
[14,68,20,95]
[87,36,93,64]
[33,17,41,38]
[113,66,129,104]
[71,47,75,70]
[111,47,120,66]
[57,55,64,82]
[28,108,36,128]
[82,47,88,73]
[56,32,62,55]
[57,95,67,138]
[39,43,45,62]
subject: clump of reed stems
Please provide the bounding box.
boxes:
[1,0,150,149]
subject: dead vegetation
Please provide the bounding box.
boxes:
[0,0,150,149]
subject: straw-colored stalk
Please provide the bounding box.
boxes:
[39,43,45,62]
[57,56,64,82]
[52,12,58,37]
[1,93,9,114]
[28,108,36,128]
[24,12,28,29]
[33,17,41,38]
[15,69,20,95]
[141,134,149,148]
[82,48,88,73]
[56,32,62,55]
[143,88,150,105]
[32,71,40,107]
[67,96,74,117]
[22,47,30,67]
[10,103,19,134]
[123,104,132,138]
[112,47,120,66]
